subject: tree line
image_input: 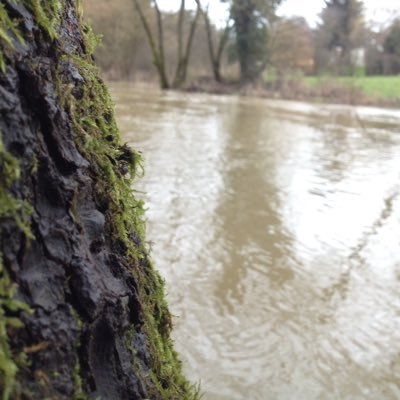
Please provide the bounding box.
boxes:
[83,0,400,89]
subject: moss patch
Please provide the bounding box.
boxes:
[0,255,20,400]
[0,137,32,400]
[0,137,33,240]
[22,0,62,40]
[0,0,62,72]
[0,3,25,72]
[59,52,200,400]
[58,13,201,400]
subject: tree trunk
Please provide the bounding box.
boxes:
[231,0,273,84]
[177,0,186,67]
[195,1,231,83]
[152,0,170,88]
[0,1,196,399]
[232,0,254,83]
[133,0,170,89]
[172,4,201,88]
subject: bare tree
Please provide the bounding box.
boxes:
[133,0,201,89]
[172,1,201,88]
[195,0,232,82]
[133,0,170,88]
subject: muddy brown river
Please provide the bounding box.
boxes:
[111,82,400,400]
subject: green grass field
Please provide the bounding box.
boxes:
[303,76,400,99]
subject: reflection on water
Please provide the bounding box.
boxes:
[111,82,400,400]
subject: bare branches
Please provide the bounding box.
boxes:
[195,0,232,82]
[133,0,170,88]
[133,0,201,89]
[173,2,201,88]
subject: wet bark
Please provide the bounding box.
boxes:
[0,1,195,399]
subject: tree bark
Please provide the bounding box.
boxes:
[0,1,196,399]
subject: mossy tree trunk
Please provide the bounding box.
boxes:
[0,1,198,399]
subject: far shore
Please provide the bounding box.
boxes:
[106,75,400,109]
[183,76,400,109]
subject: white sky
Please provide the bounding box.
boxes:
[278,0,399,28]
[158,0,400,29]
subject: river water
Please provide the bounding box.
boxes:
[110,83,400,400]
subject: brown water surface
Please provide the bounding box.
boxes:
[111,82,400,400]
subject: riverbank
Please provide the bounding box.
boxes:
[185,77,400,108]
[111,82,400,399]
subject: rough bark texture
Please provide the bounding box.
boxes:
[0,1,196,399]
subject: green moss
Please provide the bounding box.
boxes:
[56,16,201,400]
[57,54,146,248]
[21,0,62,40]
[0,136,34,240]
[0,255,19,400]
[69,308,87,400]
[72,362,87,400]
[0,0,62,72]
[0,3,25,72]
[0,135,33,400]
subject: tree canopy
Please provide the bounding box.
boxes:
[315,0,365,75]
[384,19,400,57]
[228,0,284,82]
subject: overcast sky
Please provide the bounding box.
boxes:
[158,0,400,28]
[278,0,399,27]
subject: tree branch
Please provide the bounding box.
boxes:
[133,0,170,88]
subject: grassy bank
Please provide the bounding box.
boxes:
[186,74,400,108]
[304,76,400,100]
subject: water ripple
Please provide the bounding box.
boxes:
[111,83,400,400]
